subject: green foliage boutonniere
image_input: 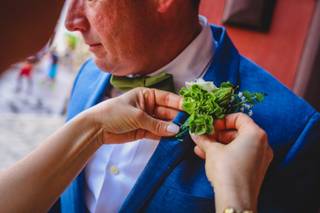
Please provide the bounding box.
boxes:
[176,79,265,140]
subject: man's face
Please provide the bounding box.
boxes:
[65,0,158,76]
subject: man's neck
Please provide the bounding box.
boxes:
[139,16,202,76]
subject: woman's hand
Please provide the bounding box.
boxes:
[191,113,273,212]
[87,87,183,144]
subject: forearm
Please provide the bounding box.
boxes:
[0,110,102,212]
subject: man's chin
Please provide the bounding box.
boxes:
[93,58,110,72]
[93,58,132,76]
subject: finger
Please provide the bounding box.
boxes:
[134,129,161,141]
[153,89,183,110]
[194,145,206,159]
[103,132,136,144]
[215,130,238,144]
[141,88,156,115]
[144,131,161,141]
[223,113,257,132]
[214,119,227,131]
[103,130,160,144]
[190,134,213,151]
[153,106,180,120]
[139,111,180,136]
[265,143,274,163]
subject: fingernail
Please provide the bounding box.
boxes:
[167,123,180,134]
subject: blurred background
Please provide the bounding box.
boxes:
[0,0,319,169]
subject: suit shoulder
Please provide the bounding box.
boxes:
[76,59,102,81]
[238,56,318,146]
[239,56,315,114]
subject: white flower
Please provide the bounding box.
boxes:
[238,92,243,97]
[244,104,251,109]
[248,110,253,116]
[185,78,217,92]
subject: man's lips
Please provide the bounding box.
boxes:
[87,43,103,52]
[88,43,102,47]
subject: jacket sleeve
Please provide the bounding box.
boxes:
[260,112,320,212]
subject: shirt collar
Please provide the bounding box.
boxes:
[149,15,215,90]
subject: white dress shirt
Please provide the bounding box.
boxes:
[85,16,215,213]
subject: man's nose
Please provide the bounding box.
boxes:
[65,0,89,32]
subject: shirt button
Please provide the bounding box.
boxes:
[109,165,120,175]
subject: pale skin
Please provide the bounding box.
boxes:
[0,87,183,213]
[191,113,274,212]
[65,0,201,76]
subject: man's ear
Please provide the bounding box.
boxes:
[156,0,175,13]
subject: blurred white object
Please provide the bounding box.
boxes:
[185,78,217,92]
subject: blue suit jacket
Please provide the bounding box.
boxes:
[56,25,320,213]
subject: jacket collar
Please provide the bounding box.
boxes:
[203,25,240,86]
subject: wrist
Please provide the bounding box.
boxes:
[77,109,104,147]
[81,104,106,128]
[214,184,257,213]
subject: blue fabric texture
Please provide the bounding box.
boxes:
[56,25,320,213]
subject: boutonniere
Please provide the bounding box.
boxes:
[176,79,265,140]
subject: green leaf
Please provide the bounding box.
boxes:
[255,93,265,102]
[220,81,234,88]
[188,114,213,135]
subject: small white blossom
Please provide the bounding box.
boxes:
[244,104,251,109]
[238,92,243,97]
[185,78,217,92]
[241,96,246,102]
[248,110,253,116]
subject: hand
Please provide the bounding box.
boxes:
[190,113,273,212]
[87,87,183,144]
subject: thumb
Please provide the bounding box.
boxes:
[190,134,214,152]
[140,112,180,136]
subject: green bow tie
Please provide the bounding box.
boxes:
[110,72,175,92]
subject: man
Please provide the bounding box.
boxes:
[58,0,320,212]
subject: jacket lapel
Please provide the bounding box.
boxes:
[60,71,111,213]
[119,112,191,212]
[120,25,241,212]
[84,73,111,109]
[203,25,240,86]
